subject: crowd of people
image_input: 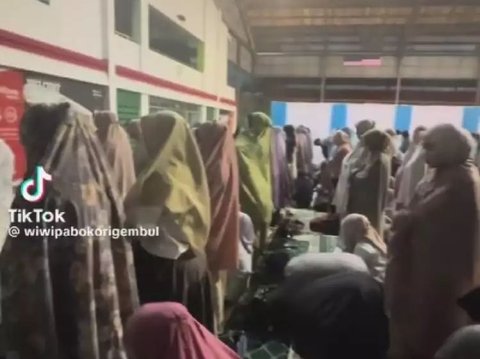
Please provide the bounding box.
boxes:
[0,102,479,359]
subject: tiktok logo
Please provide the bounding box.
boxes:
[20,166,52,203]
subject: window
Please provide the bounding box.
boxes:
[149,6,204,71]
[149,96,202,125]
[115,0,140,43]
[228,34,237,63]
[206,107,217,122]
[239,46,253,73]
[117,89,141,123]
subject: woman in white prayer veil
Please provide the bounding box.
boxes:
[0,139,14,251]
[395,126,427,209]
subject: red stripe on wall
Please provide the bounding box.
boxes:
[219,97,236,106]
[116,65,219,102]
[0,29,108,72]
[0,29,236,106]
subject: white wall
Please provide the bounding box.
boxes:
[0,0,236,114]
[278,102,478,141]
[0,0,105,59]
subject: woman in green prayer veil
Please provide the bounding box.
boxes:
[236,112,273,251]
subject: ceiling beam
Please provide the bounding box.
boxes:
[251,24,480,37]
[243,0,480,10]
[234,0,256,50]
[248,15,480,27]
[247,5,480,18]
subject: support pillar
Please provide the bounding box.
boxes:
[140,93,149,116]
[395,56,403,104]
[476,56,480,104]
[319,50,327,102]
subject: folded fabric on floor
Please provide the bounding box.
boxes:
[284,252,369,279]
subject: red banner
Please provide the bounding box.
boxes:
[0,70,26,182]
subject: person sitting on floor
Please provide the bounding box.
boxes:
[125,302,240,359]
[339,214,387,283]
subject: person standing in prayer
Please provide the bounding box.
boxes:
[333,119,376,217]
[270,127,291,210]
[339,214,387,283]
[93,111,140,326]
[1,103,137,359]
[386,128,403,177]
[125,111,214,330]
[346,129,391,235]
[395,126,427,209]
[386,124,480,359]
[327,130,352,189]
[195,122,240,333]
[94,111,136,199]
[296,126,314,175]
[194,122,239,273]
[284,125,297,180]
[237,112,273,251]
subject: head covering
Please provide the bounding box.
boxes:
[400,126,426,166]
[435,326,480,359]
[352,129,391,176]
[94,111,136,199]
[236,112,273,228]
[284,252,369,280]
[194,122,239,271]
[356,120,375,137]
[340,214,387,255]
[413,126,427,145]
[125,302,240,359]
[333,130,349,146]
[328,131,352,179]
[423,124,475,168]
[125,111,211,256]
[2,103,137,358]
[270,127,291,209]
[270,272,388,359]
[363,129,391,153]
[385,129,396,137]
